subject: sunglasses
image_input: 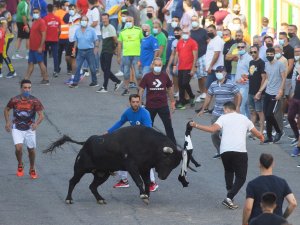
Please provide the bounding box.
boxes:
[250,51,257,54]
[237,46,245,49]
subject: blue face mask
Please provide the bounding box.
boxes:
[125,22,133,28]
[69,10,75,16]
[279,39,285,46]
[216,72,224,80]
[153,28,159,34]
[80,20,87,27]
[33,13,40,20]
[238,49,246,55]
[22,91,30,98]
[153,66,162,73]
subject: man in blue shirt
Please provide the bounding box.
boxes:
[69,15,100,88]
[107,94,159,192]
[140,24,159,76]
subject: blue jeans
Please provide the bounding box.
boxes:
[44,41,59,73]
[141,66,151,76]
[205,70,216,89]
[123,56,140,80]
[238,84,250,118]
[82,35,101,71]
[73,49,97,84]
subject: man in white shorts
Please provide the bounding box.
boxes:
[4,79,44,179]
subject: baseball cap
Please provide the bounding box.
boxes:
[216,66,225,72]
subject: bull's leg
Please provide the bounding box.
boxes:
[125,162,149,204]
[66,171,85,204]
[140,170,151,197]
[89,172,110,205]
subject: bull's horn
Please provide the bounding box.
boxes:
[163,147,173,154]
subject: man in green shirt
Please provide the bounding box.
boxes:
[13,0,30,60]
[117,16,143,96]
[145,6,155,34]
[153,20,167,70]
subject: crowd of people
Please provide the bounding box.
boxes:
[1,0,300,223]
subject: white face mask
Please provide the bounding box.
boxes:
[125,22,133,28]
[153,66,162,73]
[80,20,88,27]
[216,72,224,80]
[171,21,178,28]
[275,53,282,59]
[191,21,199,28]
[69,10,75,16]
[182,34,189,40]
[33,13,40,20]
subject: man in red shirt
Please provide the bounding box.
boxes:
[24,8,49,85]
[43,4,61,77]
[139,57,176,144]
[174,29,198,109]
[77,0,89,15]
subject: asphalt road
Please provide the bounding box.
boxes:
[0,38,299,225]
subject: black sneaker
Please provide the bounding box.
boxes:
[40,79,50,85]
[212,153,221,159]
[222,198,238,209]
[297,164,300,168]
[89,82,99,87]
[96,87,108,93]
[263,138,273,144]
[290,139,298,147]
[53,72,58,77]
[122,89,130,96]
[69,83,78,88]
[190,98,195,107]
[6,71,17,78]
[114,81,123,91]
[273,131,285,143]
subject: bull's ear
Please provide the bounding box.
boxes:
[163,147,173,154]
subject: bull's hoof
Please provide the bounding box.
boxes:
[97,199,107,205]
[65,199,74,204]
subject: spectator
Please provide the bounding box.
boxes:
[126,0,140,26]
[264,35,274,49]
[105,0,123,31]
[30,0,47,18]
[222,29,235,78]
[145,6,156,33]
[261,17,269,36]
[253,35,267,62]
[242,153,297,225]
[288,25,300,48]
[223,3,247,29]
[213,0,229,27]
[43,4,61,77]
[153,19,167,70]
[77,0,89,15]
[138,0,148,26]
[24,8,49,85]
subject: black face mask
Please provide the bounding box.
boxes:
[207,32,215,39]
[266,43,273,48]
[233,10,240,15]
[266,56,274,62]
[288,32,294,38]
[147,13,153,19]
[143,30,149,37]
[235,38,242,43]
[175,35,181,40]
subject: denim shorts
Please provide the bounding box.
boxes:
[28,50,43,64]
[123,56,140,80]
[195,55,207,79]
[248,94,263,112]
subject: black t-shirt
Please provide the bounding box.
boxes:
[190,28,208,58]
[246,175,292,221]
[250,213,288,225]
[248,59,266,95]
[283,44,294,79]
[223,39,236,73]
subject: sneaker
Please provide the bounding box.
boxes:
[6,71,17,78]
[263,138,273,144]
[16,163,24,177]
[12,53,24,59]
[199,93,206,99]
[273,131,285,143]
[284,124,291,128]
[175,103,186,110]
[212,153,221,159]
[290,139,298,147]
[96,87,108,93]
[89,82,99,87]
[174,92,179,98]
[53,72,58,78]
[82,69,89,77]
[222,198,238,210]
[129,82,137,89]
[69,83,78,88]
[149,182,159,192]
[64,76,74,85]
[114,81,123,91]
[29,169,38,179]
[297,164,300,168]
[122,89,130,96]
[67,70,72,75]
[113,179,129,188]
[40,80,50,85]
[0,73,3,78]
[195,95,202,103]
[288,135,296,140]
[190,98,195,107]
[115,70,124,77]
[290,147,300,157]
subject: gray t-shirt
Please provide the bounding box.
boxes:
[265,60,286,95]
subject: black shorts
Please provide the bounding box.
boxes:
[66,41,74,57]
[17,22,30,39]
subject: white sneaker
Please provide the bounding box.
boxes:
[195,95,202,102]
[115,70,124,77]
[12,53,24,59]
[200,93,206,99]
[174,92,179,98]
[0,73,3,78]
[284,124,291,128]
[96,87,108,93]
[25,55,28,60]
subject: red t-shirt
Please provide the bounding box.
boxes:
[43,13,60,42]
[202,0,213,17]
[29,19,47,51]
[77,0,89,15]
[176,38,198,70]
[139,72,173,109]
[214,10,229,25]
[0,28,5,53]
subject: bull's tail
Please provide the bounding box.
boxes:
[43,135,85,154]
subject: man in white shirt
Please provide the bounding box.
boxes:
[205,24,224,89]
[190,101,264,210]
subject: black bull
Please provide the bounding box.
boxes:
[44,126,189,204]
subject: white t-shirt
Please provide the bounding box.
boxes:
[68,14,81,42]
[215,112,254,154]
[86,7,101,36]
[205,35,224,70]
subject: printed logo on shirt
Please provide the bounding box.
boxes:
[150,79,164,90]
[249,65,257,76]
